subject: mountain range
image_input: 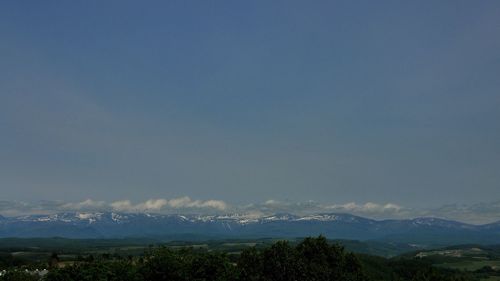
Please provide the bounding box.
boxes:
[1,212,499,246]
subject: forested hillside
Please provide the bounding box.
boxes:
[0,237,483,281]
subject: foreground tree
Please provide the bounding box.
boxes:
[237,247,263,281]
[140,247,186,281]
[0,271,39,281]
[41,236,479,281]
[260,241,304,281]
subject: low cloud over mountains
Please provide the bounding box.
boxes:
[0,198,498,224]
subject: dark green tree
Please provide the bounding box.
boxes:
[187,252,235,281]
[140,246,186,281]
[237,247,263,281]
[261,241,304,281]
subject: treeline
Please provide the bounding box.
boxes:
[0,236,476,281]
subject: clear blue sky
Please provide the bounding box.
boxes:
[1,1,499,208]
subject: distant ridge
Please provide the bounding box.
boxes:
[0,212,499,246]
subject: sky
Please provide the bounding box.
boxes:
[1,1,500,215]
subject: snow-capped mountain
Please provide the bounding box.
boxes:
[0,212,498,245]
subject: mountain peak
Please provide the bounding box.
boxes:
[0,211,498,245]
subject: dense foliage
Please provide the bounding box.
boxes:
[0,236,485,281]
[43,236,366,281]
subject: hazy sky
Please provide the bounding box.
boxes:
[1,1,499,209]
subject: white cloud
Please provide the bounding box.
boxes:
[383,203,402,211]
[136,199,168,211]
[328,202,357,211]
[61,199,106,210]
[197,199,227,210]
[167,197,192,208]
[108,197,228,212]
[264,199,280,205]
[166,197,227,210]
[324,202,404,215]
[110,200,133,212]
[110,199,169,212]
